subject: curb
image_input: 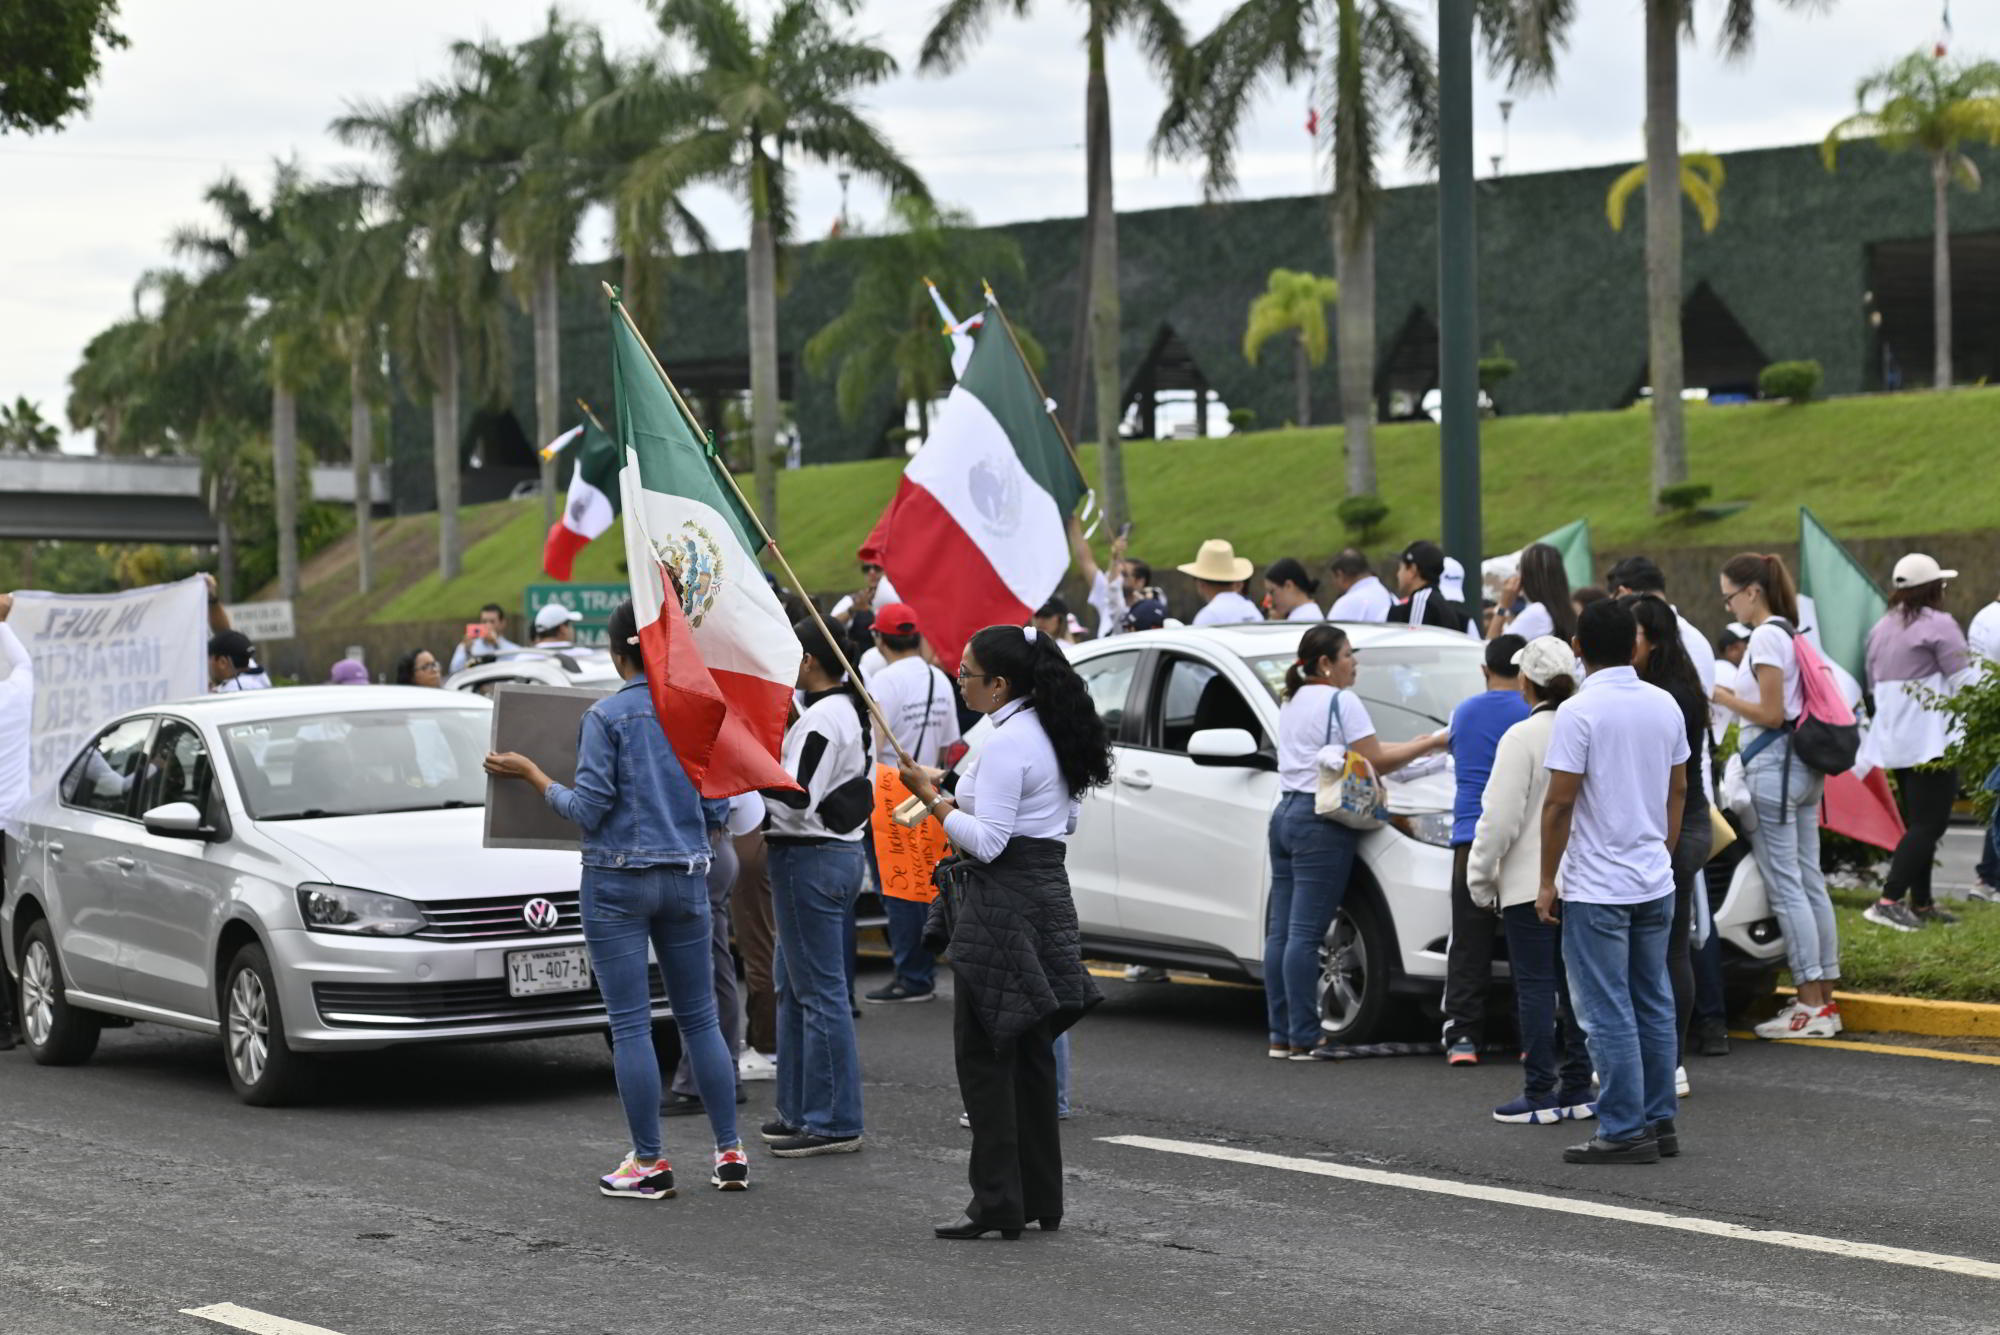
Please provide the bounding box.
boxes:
[1778,987,2000,1039]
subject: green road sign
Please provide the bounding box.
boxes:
[524,583,627,648]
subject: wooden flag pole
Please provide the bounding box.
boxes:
[574,396,610,435]
[601,282,920,773]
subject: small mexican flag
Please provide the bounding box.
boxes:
[610,299,800,798]
[541,420,619,581]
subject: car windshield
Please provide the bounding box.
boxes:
[1248,642,1488,744]
[220,708,489,820]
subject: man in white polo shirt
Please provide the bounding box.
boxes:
[1538,598,1689,1165]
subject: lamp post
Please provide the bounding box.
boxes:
[1437,0,1481,571]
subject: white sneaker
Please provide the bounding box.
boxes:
[1755,1000,1828,1040]
[1968,882,2000,904]
[1815,1003,1843,1036]
[1675,1065,1691,1098]
[737,1050,778,1082]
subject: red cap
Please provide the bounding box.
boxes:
[874,602,920,635]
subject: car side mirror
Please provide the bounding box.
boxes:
[142,801,212,840]
[1187,728,1267,768]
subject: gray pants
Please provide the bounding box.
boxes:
[672,827,742,1097]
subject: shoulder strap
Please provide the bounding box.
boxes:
[914,666,937,757]
[1329,690,1350,747]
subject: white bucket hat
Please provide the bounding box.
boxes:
[1512,635,1577,687]
[1178,539,1255,584]
[1891,553,1957,588]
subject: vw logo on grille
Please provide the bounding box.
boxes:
[521,897,561,933]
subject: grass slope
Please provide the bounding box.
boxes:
[303,387,2000,625]
[1823,889,2000,1004]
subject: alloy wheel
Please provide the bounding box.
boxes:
[1317,913,1368,1035]
[227,968,270,1088]
[20,939,55,1048]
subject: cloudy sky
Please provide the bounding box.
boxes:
[0,0,1964,450]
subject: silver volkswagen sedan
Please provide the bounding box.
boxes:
[2,685,668,1104]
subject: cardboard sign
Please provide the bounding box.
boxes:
[484,682,613,851]
[223,599,297,642]
[524,583,625,649]
[870,764,951,904]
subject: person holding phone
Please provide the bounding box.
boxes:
[450,603,519,673]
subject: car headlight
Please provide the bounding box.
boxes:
[1389,812,1456,847]
[296,883,425,937]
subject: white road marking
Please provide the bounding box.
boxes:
[1104,1134,2000,1282]
[181,1303,348,1335]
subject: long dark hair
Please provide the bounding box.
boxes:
[965,625,1113,796]
[1519,542,1576,641]
[607,599,645,672]
[1890,580,1946,623]
[1721,552,1800,625]
[1264,557,1319,597]
[1622,594,1705,761]
[1283,623,1351,699]
[393,648,432,685]
[794,616,868,731]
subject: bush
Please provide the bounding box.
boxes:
[1227,407,1258,431]
[1759,360,1823,403]
[1478,342,1518,393]
[1336,494,1390,544]
[1927,659,2000,817]
[1658,481,1714,514]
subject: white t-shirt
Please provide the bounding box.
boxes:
[1328,575,1393,623]
[1087,570,1130,638]
[1969,601,2000,666]
[214,671,272,693]
[1285,601,1324,622]
[1543,665,1689,905]
[868,655,961,768]
[1277,684,1376,794]
[768,691,869,842]
[1740,620,1804,744]
[943,702,1076,863]
[1508,601,1554,641]
[1676,611,1717,699]
[1193,590,1263,627]
[857,646,887,684]
[0,624,33,823]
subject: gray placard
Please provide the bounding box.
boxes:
[484,682,614,851]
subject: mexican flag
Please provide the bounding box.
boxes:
[610,300,800,798]
[541,420,619,581]
[879,309,1087,668]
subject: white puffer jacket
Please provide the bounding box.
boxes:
[1465,708,1558,911]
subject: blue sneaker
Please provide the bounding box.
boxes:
[1492,1093,1564,1125]
[1557,1091,1598,1121]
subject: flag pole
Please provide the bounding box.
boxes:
[574,396,610,435]
[601,282,919,772]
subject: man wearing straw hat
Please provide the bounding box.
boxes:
[1179,540,1263,627]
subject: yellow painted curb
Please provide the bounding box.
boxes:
[1777,987,2000,1039]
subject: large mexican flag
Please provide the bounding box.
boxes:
[879,309,1087,668]
[610,301,799,798]
[542,419,619,581]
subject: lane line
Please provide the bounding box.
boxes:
[1728,1032,2000,1067]
[1103,1135,2000,1282]
[181,1304,347,1335]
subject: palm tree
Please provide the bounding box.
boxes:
[589,0,927,532]
[0,398,61,452]
[1606,148,1725,234]
[1242,268,1337,427]
[920,0,1186,534]
[1823,51,2000,390]
[804,196,1034,442]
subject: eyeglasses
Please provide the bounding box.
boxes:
[1722,585,1749,610]
[955,669,993,684]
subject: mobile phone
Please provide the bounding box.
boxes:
[465,623,487,640]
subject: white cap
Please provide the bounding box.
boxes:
[1512,635,1577,687]
[534,603,583,633]
[1891,553,1957,588]
[1439,556,1466,604]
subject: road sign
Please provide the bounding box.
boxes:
[524,583,625,648]
[224,599,296,642]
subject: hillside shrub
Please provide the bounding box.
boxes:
[1336,494,1390,544]
[1759,360,1823,403]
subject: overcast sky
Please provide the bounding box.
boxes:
[0,0,1964,451]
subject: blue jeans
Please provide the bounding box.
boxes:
[1264,792,1361,1049]
[1745,749,1838,984]
[1501,903,1592,1100]
[770,841,867,1138]
[581,864,740,1160]
[1978,764,2000,888]
[1563,894,1679,1143]
[1054,1032,1072,1116]
[883,895,937,993]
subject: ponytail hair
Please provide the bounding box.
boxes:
[1284,623,1351,699]
[964,625,1113,796]
[793,616,868,731]
[1721,552,1799,625]
[1518,542,1576,641]
[1264,556,1319,597]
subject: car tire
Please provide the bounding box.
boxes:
[221,942,312,1106]
[18,920,101,1066]
[1317,895,1393,1046]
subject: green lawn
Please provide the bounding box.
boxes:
[320,386,2000,625]
[1822,888,2000,1004]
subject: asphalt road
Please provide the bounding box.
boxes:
[3,964,1997,1335]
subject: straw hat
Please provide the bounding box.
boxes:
[1178,539,1255,584]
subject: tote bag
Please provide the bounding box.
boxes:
[1314,690,1387,830]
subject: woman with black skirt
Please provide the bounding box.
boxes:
[898,624,1113,1241]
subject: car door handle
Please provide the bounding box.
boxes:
[47,842,64,857]
[1118,771,1153,791]
[115,856,137,871]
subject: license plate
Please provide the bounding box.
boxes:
[506,946,593,997]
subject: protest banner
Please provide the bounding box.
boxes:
[13,577,208,795]
[869,764,951,904]
[484,683,613,851]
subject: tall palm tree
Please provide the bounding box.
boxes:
[590,0,927,532]
[0,398,61,452]
[804,196,1034,442]
[1242,267,1338,427]
[1823,51,2000,391]
[920,0,1186,534]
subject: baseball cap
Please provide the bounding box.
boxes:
[1512,635,1577,687]
[1123,596,1168,632]
[873,602,921,636]
[208,630,254,668]
[1891,553,1957,588]
[1400,540,1445,584]
[1717,621,1751,649]
[534,603,583,634]
[1439,556,1467,604]
[329,658,369,685]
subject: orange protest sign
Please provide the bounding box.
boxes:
[870,764,951,904]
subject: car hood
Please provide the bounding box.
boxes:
[257,808,579,902]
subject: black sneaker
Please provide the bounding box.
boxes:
[1693,1017,1731,1057]
[1652,1116,1681,1158]
[1913,905,1960,927]
[760,1117,801,1143]
[864,981,937,1004]
[1562,1134,1661,1164]
[768,1132,863,1158]
[665,1088,750,1116]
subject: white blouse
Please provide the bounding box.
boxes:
[942,702,1078,863]
[1276,684,1377,794]
[1285,601,1325,622]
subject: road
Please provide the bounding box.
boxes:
[3,963,1998,1335]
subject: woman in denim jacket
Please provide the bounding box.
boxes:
[486,599,747,1199]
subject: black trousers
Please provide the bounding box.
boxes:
[1441,843,1498,1046]
[955,984,1063,1228]
[1666,799,1711,1063]
[1884,766,1958,909]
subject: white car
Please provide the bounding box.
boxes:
[2,686,668,1105]
[446,646,621,696]
[1064,623,1781,1043]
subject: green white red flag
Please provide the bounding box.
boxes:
[610,299,799,798]
[542,420,619,581]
